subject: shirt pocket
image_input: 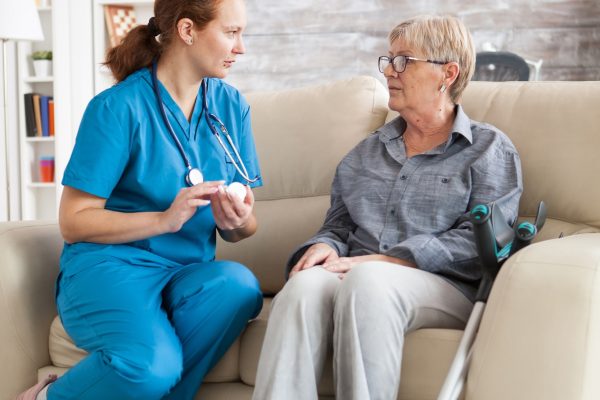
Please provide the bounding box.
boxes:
[224,155,237,182]
[404,173,469,232]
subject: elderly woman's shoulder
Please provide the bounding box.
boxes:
[470,119,518,154]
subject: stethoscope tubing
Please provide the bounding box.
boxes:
[151,60,259,185]
[152,61,194,173]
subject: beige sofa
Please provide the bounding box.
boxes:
[2,77,600,400]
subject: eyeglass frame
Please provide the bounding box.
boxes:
[378,55,447,74]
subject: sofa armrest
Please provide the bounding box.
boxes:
[0,221,63,398]
[467,233,600,400]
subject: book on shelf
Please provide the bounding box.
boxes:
[33,94,42,137]
[40,95,50,136]
[24,93,37,137]
[24,93,55,137]
[48,99,55,136]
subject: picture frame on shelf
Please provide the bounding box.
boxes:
[104,5,138,48]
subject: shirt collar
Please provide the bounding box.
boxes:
[452,104,473,144]
[378,104,473,146]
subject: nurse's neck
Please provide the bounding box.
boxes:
[156,52,203,122]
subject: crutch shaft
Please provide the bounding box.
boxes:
[437,302,486,400]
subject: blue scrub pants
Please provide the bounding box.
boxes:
[48,259,262,400]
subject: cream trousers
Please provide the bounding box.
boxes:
[252,262,473,400]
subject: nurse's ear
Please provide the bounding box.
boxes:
[176,18,195,46]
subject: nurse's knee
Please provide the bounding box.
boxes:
[105,341,183,399]
[216,261,263,318]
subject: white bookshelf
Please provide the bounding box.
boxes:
[16,0,72,220]
[92,0,154,94]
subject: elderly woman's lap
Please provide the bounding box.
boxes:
[336,261,472,332]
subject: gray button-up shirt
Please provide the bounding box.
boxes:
[288,105,522,302]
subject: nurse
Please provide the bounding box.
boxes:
[17,0,262,399]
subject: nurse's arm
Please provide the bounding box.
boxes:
[218,212,257,243]
[59,186,171,244]
[59,184,223,244]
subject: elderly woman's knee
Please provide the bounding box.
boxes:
[274,267,339,311]
[341,262,394,290]
[335,262,412,308]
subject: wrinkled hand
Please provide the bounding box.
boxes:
[323,254,416,279]
[289,243,339,278]
[161,181,223,233]
[211,184,254,231]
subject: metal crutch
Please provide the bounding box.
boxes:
[437,202,546,400]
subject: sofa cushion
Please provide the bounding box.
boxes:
[238,298,463,399]
[48,315,242,383]
[247,75,389,202]
[219,195,331,295]
[49,293,462,399]
[218,76,390,295]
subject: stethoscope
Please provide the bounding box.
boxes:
[151,60,260,186]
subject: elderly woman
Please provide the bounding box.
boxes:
[253,15,522,400]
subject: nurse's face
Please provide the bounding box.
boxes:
[192,0,247,79]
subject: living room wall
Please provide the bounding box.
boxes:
[226,0,600,92]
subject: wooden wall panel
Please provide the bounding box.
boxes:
[226,0,600,92]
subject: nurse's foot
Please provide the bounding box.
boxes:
[15,374,57,400]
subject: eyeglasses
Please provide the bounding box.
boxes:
[378,55,446,73]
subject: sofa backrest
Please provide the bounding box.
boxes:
[461,81,600,241]
[217,76,389,295]
[220,78,600,295]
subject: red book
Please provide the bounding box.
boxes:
[48,99,55,136]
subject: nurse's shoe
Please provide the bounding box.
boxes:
[15,374,57,400]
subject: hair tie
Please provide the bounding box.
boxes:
[147,17,160,36]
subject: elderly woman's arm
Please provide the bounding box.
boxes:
[384,147,522,282]
[286,173,358,276]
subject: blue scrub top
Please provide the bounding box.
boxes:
[61,68,262,273]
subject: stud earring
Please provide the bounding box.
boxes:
[187,39,193,45]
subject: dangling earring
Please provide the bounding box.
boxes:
[440,83,447,93]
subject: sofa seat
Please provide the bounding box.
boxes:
[47,297,463,399]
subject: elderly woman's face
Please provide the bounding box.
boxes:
[384,38,444,115]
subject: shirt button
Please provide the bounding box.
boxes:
[390,209,395,215]
[441,178,449,183]
[400,175,407,180]
[382,244,389,250]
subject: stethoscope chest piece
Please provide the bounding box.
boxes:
[186,167,204,186]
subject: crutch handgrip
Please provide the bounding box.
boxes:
[470,205,498,273]
[508,221,537,257]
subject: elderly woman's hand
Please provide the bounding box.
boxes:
[289,243,339,278]
[323,254,416,279]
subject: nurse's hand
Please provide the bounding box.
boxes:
[211,184,257,242]
[161,181,223,233]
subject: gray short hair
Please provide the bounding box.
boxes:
[389,15,475,103]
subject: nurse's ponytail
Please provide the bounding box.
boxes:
[104,0,222,83]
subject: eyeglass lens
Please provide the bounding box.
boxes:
[379,56,406,73]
